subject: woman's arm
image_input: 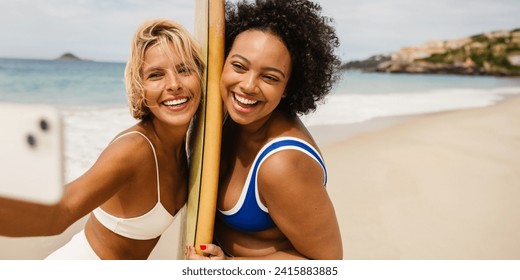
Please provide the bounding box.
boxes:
[259,149,343,260]
[0,134,139,237]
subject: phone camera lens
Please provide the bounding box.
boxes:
[40,119,49,131]
[27,134,37,148]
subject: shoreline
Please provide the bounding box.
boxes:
[309,92,520,148]
[318,96,520,259]
[309,114,417,148]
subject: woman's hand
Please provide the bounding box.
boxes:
[185,244,228,260]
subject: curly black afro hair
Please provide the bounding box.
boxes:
[225,0,341,116]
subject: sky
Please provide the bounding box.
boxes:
[0,0,518,63]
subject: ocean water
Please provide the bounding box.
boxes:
[1,58,520,180]
[0,58,133,180]
[0,58,127,105]
[302,71,520,126]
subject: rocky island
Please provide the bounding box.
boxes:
[55,53,85,61]
[342,28,520,76]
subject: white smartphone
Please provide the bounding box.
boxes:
[0,103,64,204]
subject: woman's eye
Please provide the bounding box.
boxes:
[231,63,246,72]
[147,72,163,79]
[263,75,280,83]
[178,67,193,75]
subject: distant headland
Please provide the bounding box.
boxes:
[342,28,520,76]
[55,52,88,61]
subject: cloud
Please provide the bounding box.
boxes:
[319,0,520,61]
[0,0,195,62]
[0,0,518,62]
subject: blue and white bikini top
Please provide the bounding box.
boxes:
[92,131,176,240]
[217,136,327,232]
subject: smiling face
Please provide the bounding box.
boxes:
[142,43,201,128]
[220,30,292,127]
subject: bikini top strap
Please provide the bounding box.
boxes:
[111,131,161,201]
[256,136,328,186]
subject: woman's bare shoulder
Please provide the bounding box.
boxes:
[94,130,156,175]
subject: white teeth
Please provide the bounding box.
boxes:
[163,98,188,106]
[234,94,258,105]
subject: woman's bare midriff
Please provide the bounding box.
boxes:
[84,216,160,260]
[214,219,293,257]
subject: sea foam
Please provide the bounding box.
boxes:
[302,86,520,127]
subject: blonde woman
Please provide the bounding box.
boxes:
[0,19,203,259]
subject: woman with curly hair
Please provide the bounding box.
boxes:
[186,0,342,260]
[0,19,203,259]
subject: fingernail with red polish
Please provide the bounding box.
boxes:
[200,245,207,250]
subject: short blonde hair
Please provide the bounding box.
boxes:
[125,19,204,119]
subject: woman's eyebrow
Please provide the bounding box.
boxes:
[142,65,163,73]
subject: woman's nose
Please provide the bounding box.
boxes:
[166,72,181,91]
[239,72,258,94]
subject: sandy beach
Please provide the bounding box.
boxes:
[312,96,520,259]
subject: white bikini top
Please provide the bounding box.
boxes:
[92,131,176,240]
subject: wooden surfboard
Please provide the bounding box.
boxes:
[185,0,224,257]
